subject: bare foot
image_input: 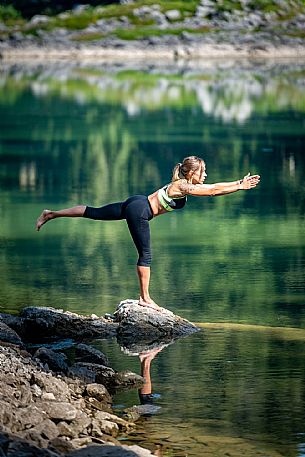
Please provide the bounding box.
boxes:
[36,209,52,231]
[138,297,162,312]
[139,346,165,362]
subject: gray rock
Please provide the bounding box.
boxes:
[114,371,144,389]
[49,436,75,454]
[29,15,51,25]
[93,411,131,432]
[39,401,78,421]
[200,0,215,5]
[69,362,114,386]
[123,404,161,421]
[91,418,119,437]
[149,10,168,26]
[72,5,90,14]
[14,405,47,429]
[68,364,97,383]
[66,444,151,456]
[114,300,199,345]
[5,432,60,456]
[196,6,215,18]
[56,421,75,438]
[165,10,181,21]
[33,347,69,373]
[29,372,72,400]
[19,306,117,340]
[21,418,59,441]
[69,410,92,436]
[85,383,112,403]
[0,23,8,32]
[0,320,24,346]
[41,392,56,401]
[75,343,109,366]
[133,6,153,19]
[0,345,144,455]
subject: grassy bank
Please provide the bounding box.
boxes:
[1,0,305,43]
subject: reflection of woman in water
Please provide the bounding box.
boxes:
[36,156,260,311]
[139,346,164,405]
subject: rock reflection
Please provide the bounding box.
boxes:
[19,161,37,190]
[1,60,305,123]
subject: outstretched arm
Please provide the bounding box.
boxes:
[182,173,260,197]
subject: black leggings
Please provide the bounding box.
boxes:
[83,195,153,267]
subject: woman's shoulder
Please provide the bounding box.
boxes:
[168,179,188,196]
[173,179,204,196]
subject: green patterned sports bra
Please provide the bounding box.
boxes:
[157,184,187,212]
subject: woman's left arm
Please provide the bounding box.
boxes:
[182,173,260,197]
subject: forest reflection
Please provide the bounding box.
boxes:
[0,61,304,328]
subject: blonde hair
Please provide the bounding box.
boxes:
[172,156,205,182]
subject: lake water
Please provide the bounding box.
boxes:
[1,59,305,456]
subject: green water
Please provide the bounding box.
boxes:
[1,60,305,456]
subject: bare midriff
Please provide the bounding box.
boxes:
[148,181,187,217]
[148,191,168,217]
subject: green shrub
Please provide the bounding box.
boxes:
[0,4,22,23]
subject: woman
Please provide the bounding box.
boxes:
[36,156,260,311]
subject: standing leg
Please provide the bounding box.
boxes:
[36,206,86,231]
[125,198,161,311]
[137,266,161,310]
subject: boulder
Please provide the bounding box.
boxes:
[114,300,199,345]
[69,362,143,391]
[33,347,69,373]
[85,383,112,404]
[19,307,117,341]
[0,313,25,338]
[0,320,24,347]
[75,343,109,366]
[38,401,78,421]
[0,431,60,456]
[69,362,115,385]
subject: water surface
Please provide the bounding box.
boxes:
[0,59,305,456]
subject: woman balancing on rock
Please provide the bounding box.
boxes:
[36,156,260,311]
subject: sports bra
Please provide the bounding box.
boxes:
[158,184,187,212]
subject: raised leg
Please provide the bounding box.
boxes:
[36,205,86,231]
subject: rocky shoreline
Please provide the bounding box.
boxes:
[0,301,198,456]
[2,41,305,62]
[1,1,305,61]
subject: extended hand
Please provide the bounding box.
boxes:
[241,172,260,190]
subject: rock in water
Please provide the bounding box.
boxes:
[18,307,118,341]
[114,299,199,345]
[0,320,24,347]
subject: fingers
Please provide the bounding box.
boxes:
[246,174,260,182]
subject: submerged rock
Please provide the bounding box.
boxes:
[74,343,109,366]
[69,362,144,391]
